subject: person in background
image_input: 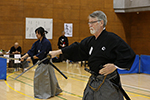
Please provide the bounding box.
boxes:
[9,42,22,69]
[57,31,68,62]
[10,42,22,54]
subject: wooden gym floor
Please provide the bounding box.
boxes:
[0,62,150,100]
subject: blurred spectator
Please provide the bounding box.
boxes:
[10,42,22,54]
[57,31,68,62]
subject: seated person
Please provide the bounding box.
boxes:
[10,42,22,54]
[9,42,22,69]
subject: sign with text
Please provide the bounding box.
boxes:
[26,18,53,39]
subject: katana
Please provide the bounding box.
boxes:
[14,54,68,80]
[14,56,49,80]
[0,56,29,70]
[0,56,21,60]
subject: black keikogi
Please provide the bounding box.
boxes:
[61,29,135,100]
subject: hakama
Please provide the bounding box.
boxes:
[83,71,124,100]
[34,63,62,99]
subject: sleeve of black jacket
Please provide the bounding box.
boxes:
[61,37,90,62]
[113,39,136,70]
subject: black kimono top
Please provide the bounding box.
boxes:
[58,36,69,49]
[62,30,136,74]
[27,37,52,64]
[10,46,22,54]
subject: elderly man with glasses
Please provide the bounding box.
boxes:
[49,11,135,100]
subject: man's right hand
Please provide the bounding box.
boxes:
[20,57,24,61]
[20,53,29,61]
[49,49,62,58]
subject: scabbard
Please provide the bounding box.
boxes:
[110,80,131,100]
[49,61,68,79]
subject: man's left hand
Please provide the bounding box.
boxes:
[99,63,117,76]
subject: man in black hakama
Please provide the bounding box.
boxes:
[49,11,135,100]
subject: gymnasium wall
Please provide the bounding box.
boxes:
[129,11,150,55]
[0,0,149,55]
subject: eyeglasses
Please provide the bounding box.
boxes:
[88,20,101,24]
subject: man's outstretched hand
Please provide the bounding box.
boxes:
[49,49,62,58]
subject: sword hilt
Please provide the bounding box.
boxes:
[47,54,52,59]
[84,68,98,76]
[19,58,27,61]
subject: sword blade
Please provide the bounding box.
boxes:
[14,56,50,80]
[0,56,20,60]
